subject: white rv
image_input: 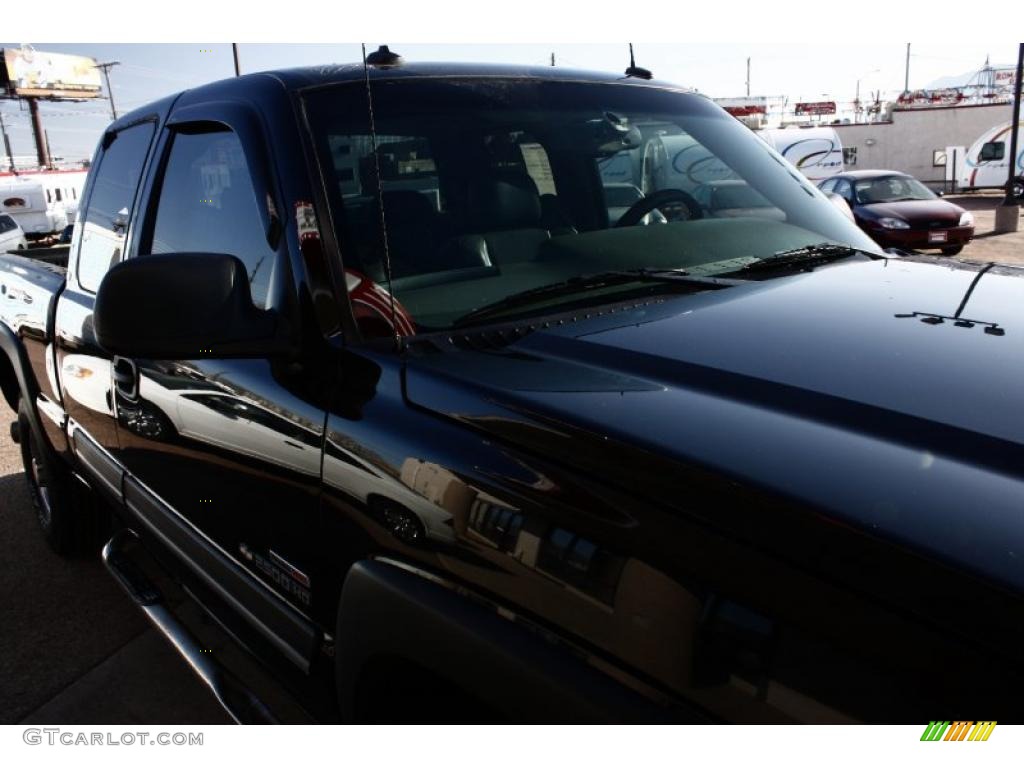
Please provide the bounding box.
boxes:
[959,120,1024,192]
[757,127,845,183]
[0,169,88,238]
[639,133,739,194]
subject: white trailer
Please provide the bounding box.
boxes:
[757,127,845,183]
[959,120,1024,191]
[639,134,738,195]
[0,169,88,238]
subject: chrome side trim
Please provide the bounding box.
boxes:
[35,395,66,430]
[69,425,122,500]
[102,529,278,725]
[67,417,317,672]
[122,477,316,672]
[125,471,315,630]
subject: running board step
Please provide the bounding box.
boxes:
[102,529,278,724]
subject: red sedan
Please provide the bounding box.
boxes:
[819,171,974,255]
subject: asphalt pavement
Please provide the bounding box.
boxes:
[0,398,229,724]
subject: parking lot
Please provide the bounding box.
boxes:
[0,396,231,724]
[946,193,1024,266]
[0,192,1021,724]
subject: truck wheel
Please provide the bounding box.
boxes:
[17,399,80,556]
[941,245,963,256]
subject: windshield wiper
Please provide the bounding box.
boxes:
[724,243,864,275]
[452,268,742,328]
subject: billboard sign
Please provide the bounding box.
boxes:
[795,101,836,116]
[1,47,102,99]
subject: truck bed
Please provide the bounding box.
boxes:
[0,249,67,339]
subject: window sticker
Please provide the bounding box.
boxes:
[519,142,557,196]
[294,200,319,242]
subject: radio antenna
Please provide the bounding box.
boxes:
[624,43,653,80]
[361,43,402,349]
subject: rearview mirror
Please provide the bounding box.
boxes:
[95,253,290,359]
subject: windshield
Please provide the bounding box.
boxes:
[854,175,936,204]
[304,77,878,335]
[603,184,643,207]
[710,183,773,209]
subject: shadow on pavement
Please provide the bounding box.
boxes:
[0,471,228,724]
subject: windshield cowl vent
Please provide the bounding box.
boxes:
[407,298,669,356]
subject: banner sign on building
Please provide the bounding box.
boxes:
[795,101,837,116]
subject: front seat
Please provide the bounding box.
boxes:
[465,172,552,264]
[368,190,490,279]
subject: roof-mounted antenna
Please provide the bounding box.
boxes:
[361,43,402,349]
[366,44,403,68]
[624,43,652,80]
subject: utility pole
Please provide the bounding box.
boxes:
[0,112,14,171]
[232,44,241,77]
[746,57,751,97]
[550,52,555,67]
[995,42,1023,232]
[95,61,121,120]
[27,98,49,168]
[904,43,911,94]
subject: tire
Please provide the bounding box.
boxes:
[17,399,82,556]
[1013,176,1024,202]
[941,245,963,257]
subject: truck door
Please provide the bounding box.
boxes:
[56,120,156,499]
[108,103,323,670]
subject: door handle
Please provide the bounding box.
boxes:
[112,356,138,400]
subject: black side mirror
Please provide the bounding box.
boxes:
[95,253,290,359]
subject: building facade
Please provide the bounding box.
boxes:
[833,103,1012,188]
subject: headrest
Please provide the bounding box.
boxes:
[466,172,542,231]
[380,190,436,227]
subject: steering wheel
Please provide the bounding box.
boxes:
[615,188,703,227]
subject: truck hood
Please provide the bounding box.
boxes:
[404,256,1024,594]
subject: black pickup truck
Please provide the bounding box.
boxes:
[2,55,1023,724]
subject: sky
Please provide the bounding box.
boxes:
[0,42,1018,164]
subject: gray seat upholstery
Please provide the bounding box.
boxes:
[359,190,491,280]
[465,173,552,264]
